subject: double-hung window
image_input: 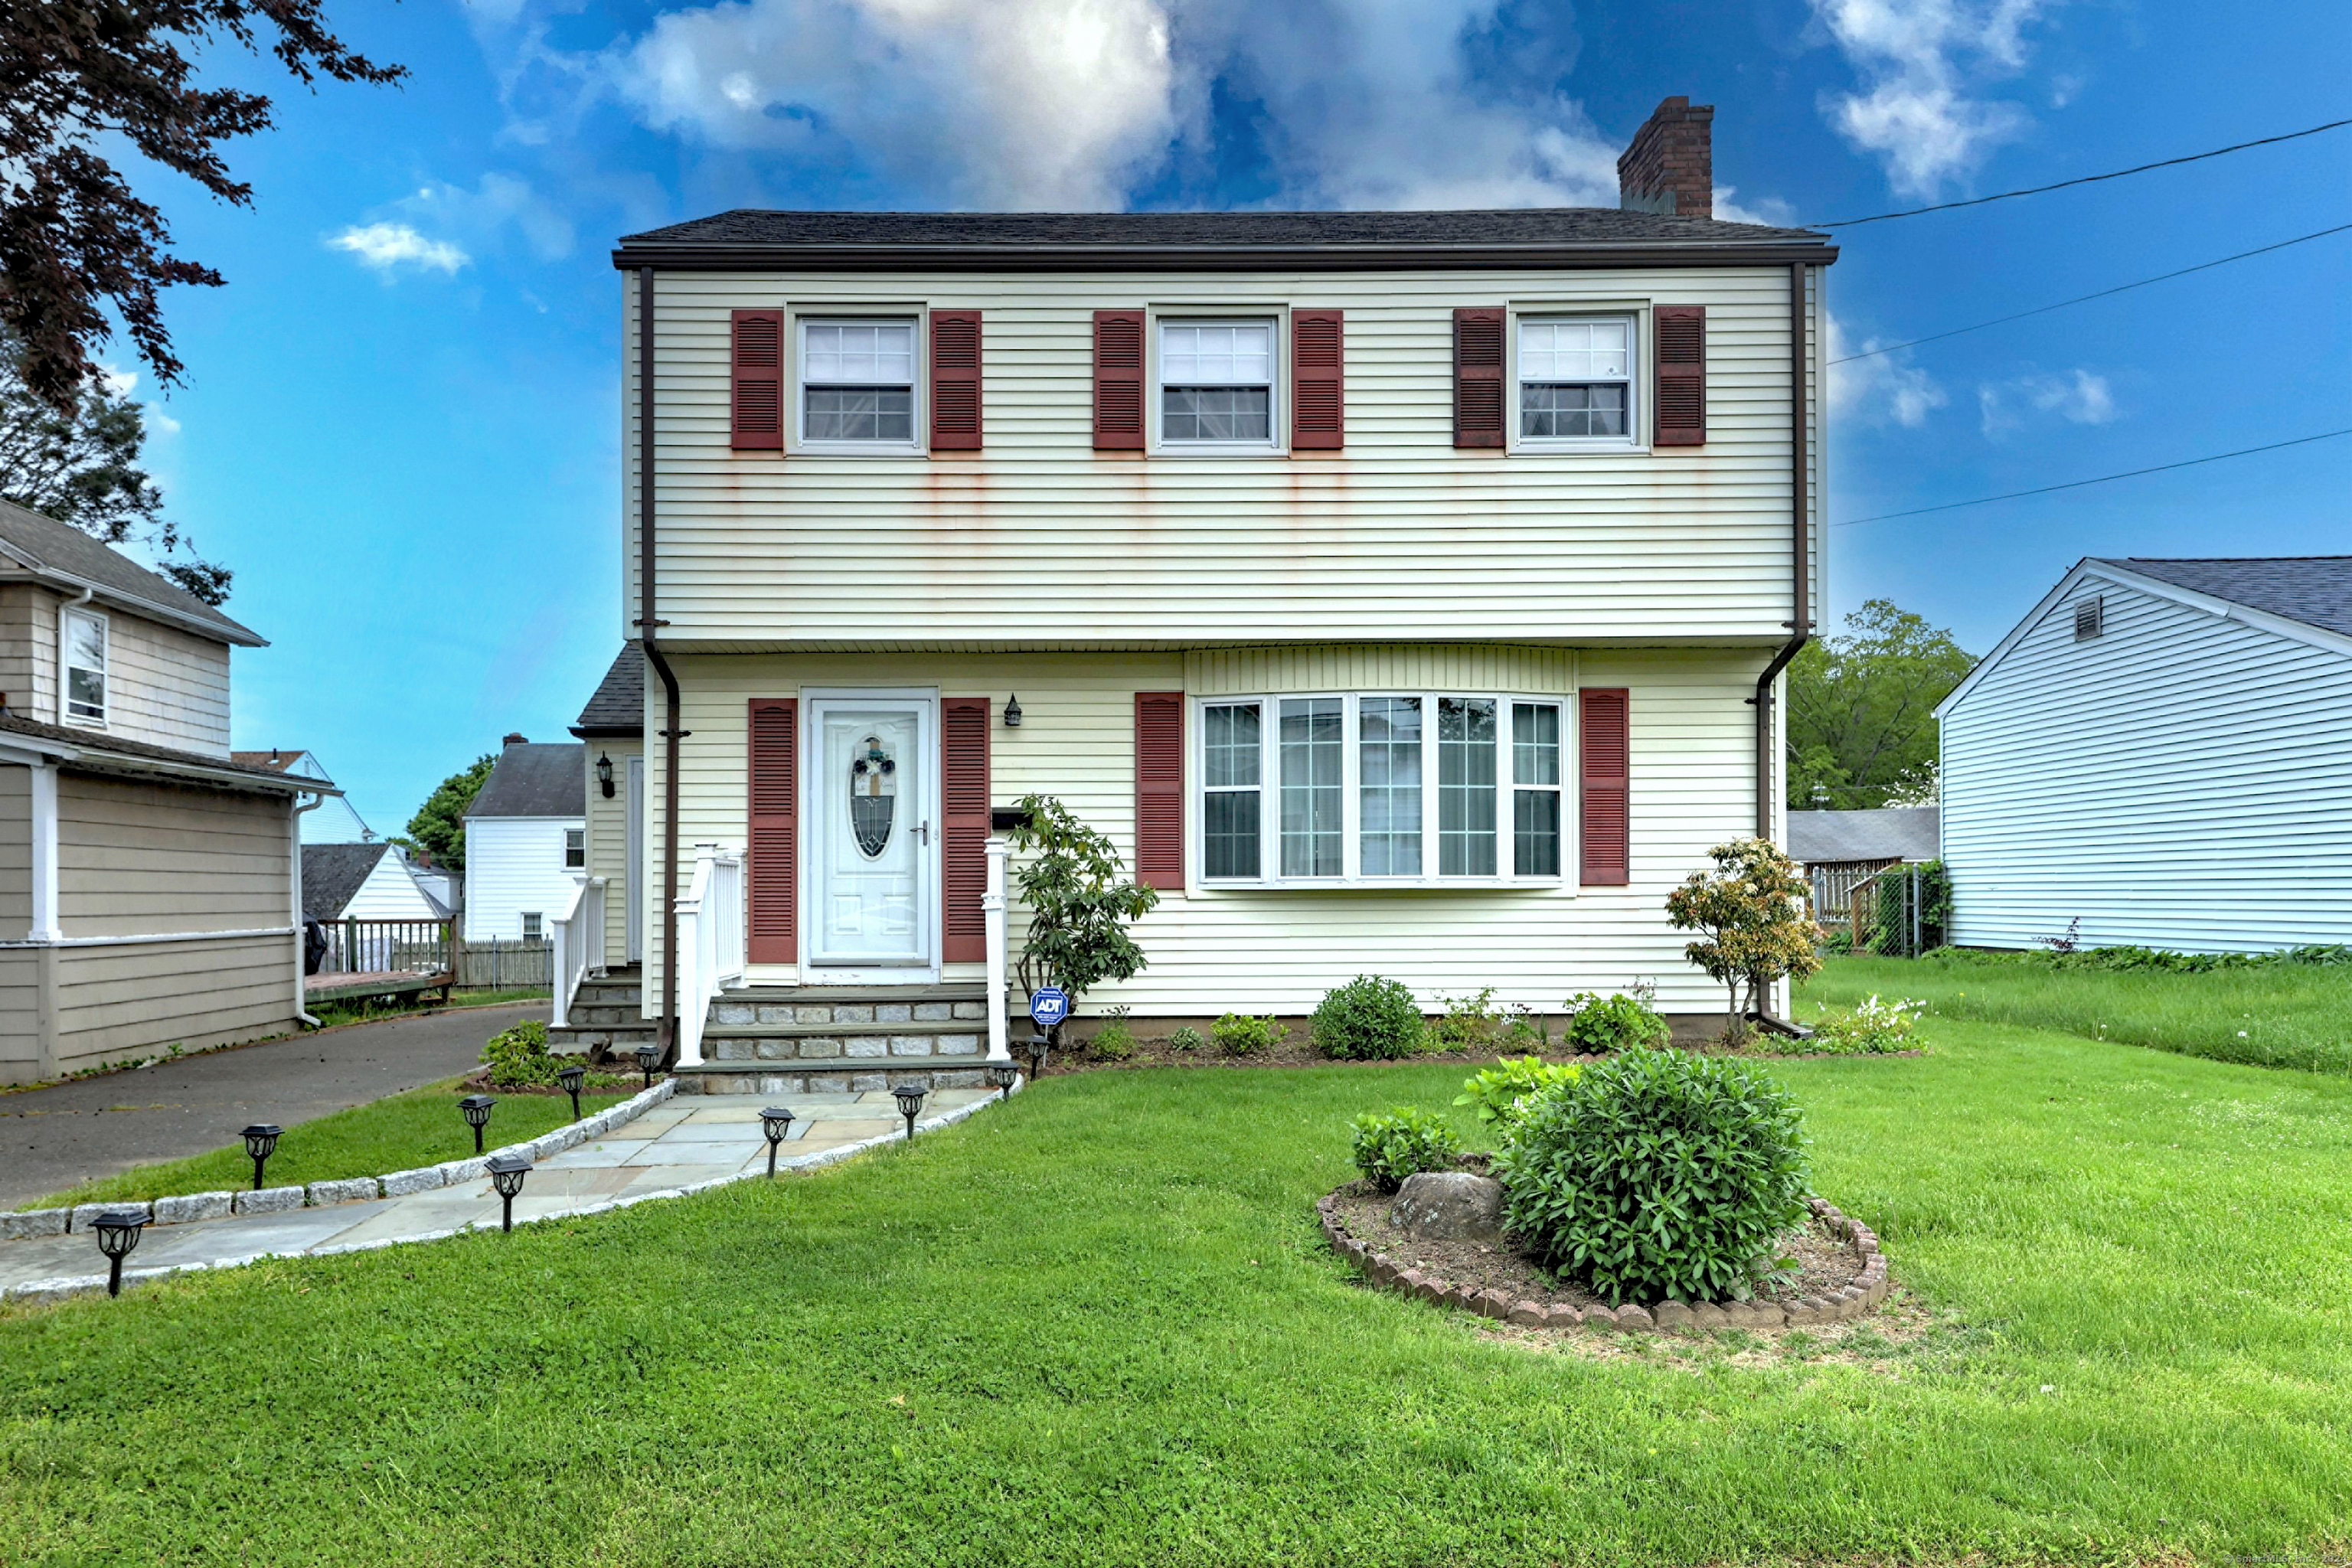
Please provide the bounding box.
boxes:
[1197,693,1565,884]
[1158,319,1276,448]
[799,318,916,447]
[61,608,107,726]
[564,828,586,870]
[1517,316,1636,446]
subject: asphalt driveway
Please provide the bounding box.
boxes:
[0,1002,541,1210]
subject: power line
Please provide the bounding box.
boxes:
[1831,224,2352,365]
[1832,430,2352,528]
[1812,118,2352,229]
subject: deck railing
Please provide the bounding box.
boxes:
[674,844,745,1067]
[549,877,606,1027]
[318,919,453,978]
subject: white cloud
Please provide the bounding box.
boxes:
[1978,368,2116,435]
[1809,0,2056,196]
[403,173,576,262]
[1713,186,1800,227]
[1827,313,1946,428]
[329,222,472,275]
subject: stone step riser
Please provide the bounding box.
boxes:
[710,1001,988,1028]
[681,1064,995,1096]
[567,1006,645,1026]
[702,1031,983,1065]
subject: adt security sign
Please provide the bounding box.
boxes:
[1028,987,1070,1028]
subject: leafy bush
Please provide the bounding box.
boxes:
[1492,1049,1811,1304]
[482,1018,557,1088]
[1666,838,1821,1037]
[1350,1106,1462,1194]
[1089,1010,1137,1062]
[1561,991,1671,1054]
[1004,795,1158,1034]
[1453,1056,1583,1127]
[1168,1025,1204,1054]
[1428,988,1504,1055]
[1821,927,1855,956]
[1213,1012,1286,1057]
[1810,994,1925,1054]
[1312,975,1426,1060]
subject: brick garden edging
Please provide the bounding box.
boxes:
[0,1080,678,1242]
[1317,1191,1893,1332]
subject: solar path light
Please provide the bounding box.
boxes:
[634,1044,661,1089]
[458,1094,497,1155]
[891,1080,928,1141]
[93,1209,148,1298]
[760,1107,795,1176]
[986,1062,1018,1102]
[557,1062,586,1122]
[1026,1028,1049,1081]
[240,1124,282,1190]
[485,1154,530,1233]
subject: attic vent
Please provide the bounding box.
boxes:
[2074,595,2104,641]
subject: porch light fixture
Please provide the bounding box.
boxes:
[1003,694,1022,727]
[634,1044,661,1089]
[459,1094,497,1155]
[760,1106,795,1176]
[485,1154,530,1232]
[557,1062,586,1122]
[985,1062,1018,1102]
[596,753,615,798]
[240,1124,283,1191]
[891,1080,929,1140]
[93,1209,148,1298]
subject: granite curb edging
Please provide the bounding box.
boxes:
[1,1078,1016,1306]
[1318,1190,1893,1333]
[0,1080,680,1242]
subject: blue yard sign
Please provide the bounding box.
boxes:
[1028,987,1070,1028]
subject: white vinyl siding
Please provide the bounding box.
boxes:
[333,850,443,921]
[1941,570,2352,953]
[462,817,587,942]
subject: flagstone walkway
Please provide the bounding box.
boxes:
[0,1086,1000,1304]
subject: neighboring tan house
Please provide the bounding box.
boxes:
[571,644,645,969]
[462,735,586,942]
[1787,806,1939,931]
[607,93,1834,1081]
[1939,556,2352,954]
[230,748,378,844]
[0,498,329,1084]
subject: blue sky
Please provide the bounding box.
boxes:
[112,0,2350,837]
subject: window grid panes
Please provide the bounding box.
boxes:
[1202,703,1262,880]
[1161,321,1274,443]
[802,320,916,443]
[1358,697,1423,876]
[564,828,586,870]
[1511,702,1563,877]
[1279,698,1344,877]
[63,611,105,724]
[1438,698,1498,876]
[1518,318,1632,440]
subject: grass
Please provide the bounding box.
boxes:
[34,1076,635,1207]
[1805,950,2352,1073]
[5,1016,2350,1564]
[307,987,550,1029]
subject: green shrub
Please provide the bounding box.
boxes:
[1452,1056,1583,1127]
[482,1018,557,1088]
[1213,1012,1286,1057]
[1350,1106,1462,1194]
[1492,1049,1811,1304]
[1821,928,1855,956]
[1808,994,1925,1054]
[1089,1013,1137,1061]
[1561,991,1671,1054]
[1312,975,1426,1060]
[1428,988,1504,1055]
[1168,1025,1204,1054]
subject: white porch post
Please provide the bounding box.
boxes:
[982,836,1011,1061]
[28,762,59,942]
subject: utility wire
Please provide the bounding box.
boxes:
[1812,118,2352,229]
[1831,223,2352,364]
[1833,430,2352,528]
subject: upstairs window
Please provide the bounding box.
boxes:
[1517,316,1636,448]
[62,608,107,726]
[1159,320,1276,448]
[799,318,916,447]
[564,828,586,869]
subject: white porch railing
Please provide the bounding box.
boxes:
[984,836,1011,1061]
[549,875,606,1027]
[675,843,746,1067]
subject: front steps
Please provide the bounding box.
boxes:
[549,966,658,1060]
[676,982,999,1094]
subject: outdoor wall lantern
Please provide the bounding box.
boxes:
[240,1124,283,1190]
[557,1063,586,1122]
[1027,1028,1050,1081]
[1003,694,1022,727]
[459,1095,497,1155]
[93,1209,148,1298]
[986,1063,1018,1102]
[485,1154,530,1232]
[596,753,615,798]
[634,1044,661,1089]
[760,1106,795,1176]
[891,1080,929,1140]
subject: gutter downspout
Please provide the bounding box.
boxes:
[292,791,325,1026]
[636,265,687,1067]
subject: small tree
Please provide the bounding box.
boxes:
[1664,838,1821,1039]
[1004,794,1158,1038]
[395,754,494,874]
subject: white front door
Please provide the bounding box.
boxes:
[808,697,936,972]
[624,755,645,965]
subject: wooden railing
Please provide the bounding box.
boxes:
[317,919,453,978]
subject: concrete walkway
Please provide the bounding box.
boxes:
[0,1086,999,1303]
[0,1002,542,1210]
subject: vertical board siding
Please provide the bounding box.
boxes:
[1942,573,2352,952]
[462,818,585,942]
[55,775,289,936]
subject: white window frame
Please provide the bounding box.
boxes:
[564,828,586,869]
[1509,311,1645,455]
[60,606,108,728]
[521,911,544,942]
[791,312,924,456]
[1191,691,1570,889]
[1151,312,1284,456]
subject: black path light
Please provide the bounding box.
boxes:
[891,1079,929,1141]
[485,1154,530,1233]
[459,1094,497,1155]
[1026,1027,1050,1082]
[634,1044,661,1089]
[240,1124,282,1190]
[93,1209,148,1298]
[557,1062,586,1122]
[760,1106,795,1176]
[986,1062,1018,1102]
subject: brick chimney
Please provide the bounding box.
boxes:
[1617,96,1713,219]
[502,732,528,746]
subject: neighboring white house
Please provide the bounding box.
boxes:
[462,735,586,942]
[1938,556,2352,953]
[230,749,377,844]
[302,841,445,923]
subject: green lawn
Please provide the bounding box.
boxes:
[4,1011,2347,1565]
[36,1078,635,1207]
[1805,950,2352,1073]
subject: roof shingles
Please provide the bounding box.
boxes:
[2102,557,2352,640]
[466,742,586,819]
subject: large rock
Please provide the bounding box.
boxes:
[1388,1171,1504,1243]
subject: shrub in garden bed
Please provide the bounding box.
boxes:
[1350,1106,1461,1193]
[1561,989,1671,1053]
[1452,1056,1582,1128]
[1809,995,1925,1054]
[1213,1012,1286,1057]
[480,1018,622,1090]
[1168,1025,1204,1053]
[1312,975,1427,1060]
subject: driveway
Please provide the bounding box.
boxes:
[0,1003,541,1210]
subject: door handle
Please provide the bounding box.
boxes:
[920,820,931,846]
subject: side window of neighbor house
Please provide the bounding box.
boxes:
[564,828,586,869]
[1516,316,1636,447]
[1158,320,1277,448]
[521,911,544,942]
[799,318,916,446]
[62,609,108,725]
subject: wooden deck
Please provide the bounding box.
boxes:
[303,969,453,1006]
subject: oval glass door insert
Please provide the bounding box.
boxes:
[849,734,897,858]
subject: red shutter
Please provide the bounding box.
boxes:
[942,697,991,962]
[1134,692,1184,891]
[929,309,982,451]
[1579,689,1630,887]
[730,309,784,451]
[746,698,798,962]
[1290,309,1344,451]
[1653,305,1706,446]
[1093,309,1146,450]
[1453,307,1505,448]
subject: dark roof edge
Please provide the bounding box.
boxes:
[609,240,1839,273]
[568,724,643,739]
